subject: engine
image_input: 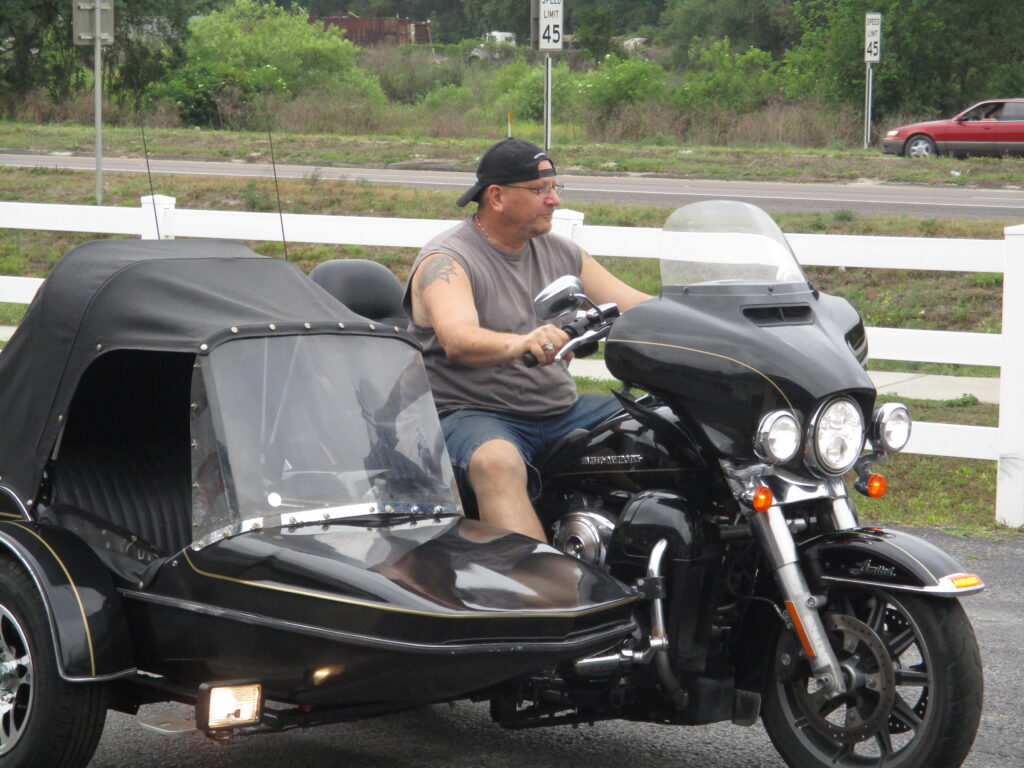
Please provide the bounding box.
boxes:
[552,509,618,569]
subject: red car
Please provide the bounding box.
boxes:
[882,98,1024,157]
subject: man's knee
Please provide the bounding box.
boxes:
[468,440,527,487]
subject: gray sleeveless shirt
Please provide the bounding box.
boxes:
[403,219,582,417]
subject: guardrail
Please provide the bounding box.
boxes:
[1,196,1022,528]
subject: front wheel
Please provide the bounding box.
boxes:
[762,590,982,768]
[0,558,107,768]
[905,135,937,158]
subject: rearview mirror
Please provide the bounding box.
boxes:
[533,276,584,319]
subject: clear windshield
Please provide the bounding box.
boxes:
[190,335,459,548]
[659,200,805,287]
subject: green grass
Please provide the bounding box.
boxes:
[6,119,1024,187]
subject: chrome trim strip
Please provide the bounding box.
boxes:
[821,574,985,596]
[0,486,28,518]
[191,502,459,550]
[119,589,637,655]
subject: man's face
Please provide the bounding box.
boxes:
[496,159,561,238]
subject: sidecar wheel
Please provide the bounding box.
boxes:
[0,559,107,768]
[762,590,982,768]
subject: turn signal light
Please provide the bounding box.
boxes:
[866,473,887,498]
[751,485,774,513]
[951,574,983,589]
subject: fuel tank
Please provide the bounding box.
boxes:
[121,517,637,705]
[605,282,874,459]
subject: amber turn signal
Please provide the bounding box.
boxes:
[866,473,887,498]
[751,485,774,513]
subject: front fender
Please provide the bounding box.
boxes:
[801,527,984,597]
[0,520,135,680]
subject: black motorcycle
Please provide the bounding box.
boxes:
[0,202,982,768]
[510,200,984,768]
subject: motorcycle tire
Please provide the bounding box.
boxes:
[0,557,108,768]
[761,589,982,768]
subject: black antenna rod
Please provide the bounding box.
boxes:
[139,113,161,240]
[262,90,289,262]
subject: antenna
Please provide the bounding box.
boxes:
[139,113,161,240]
[262,90,289,262]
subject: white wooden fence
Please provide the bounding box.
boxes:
[1,196,1022,528]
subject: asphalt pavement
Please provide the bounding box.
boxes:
[86,525,1023,768]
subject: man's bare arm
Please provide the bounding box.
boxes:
[411,253,568,368]
[579,251,651,311]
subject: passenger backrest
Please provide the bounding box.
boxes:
[51,351,194,556]
[309,259,408,328]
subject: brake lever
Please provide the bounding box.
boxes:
[554,323,612,362]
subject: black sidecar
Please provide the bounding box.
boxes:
[0,240,638,768]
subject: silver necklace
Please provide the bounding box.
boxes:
[473,214,495,245]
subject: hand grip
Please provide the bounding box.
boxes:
[523,352,539,368]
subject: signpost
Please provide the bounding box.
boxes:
[536,0,563,152]
[72,2,114,205]
[864,12,881,150]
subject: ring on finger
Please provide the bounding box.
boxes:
[542,340,555,351]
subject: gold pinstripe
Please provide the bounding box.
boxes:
[4,522,96,676]
[605,339,796,412]
[183,549,638,619]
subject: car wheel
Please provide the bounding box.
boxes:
[0,558,107,768]
[905,134,937,158]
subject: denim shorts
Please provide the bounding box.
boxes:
[441,394,621,501]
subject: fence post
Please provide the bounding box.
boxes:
[139,195,176,240]
[552,208,585,241]
[996,225,1024,528]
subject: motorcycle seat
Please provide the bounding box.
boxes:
[309,258,408,328]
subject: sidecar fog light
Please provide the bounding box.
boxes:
[808,397,865,476]
[198,682,263,730]
[754,411,800,463]
[871,402,912,453]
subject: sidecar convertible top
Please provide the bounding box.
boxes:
[0,240,637,760]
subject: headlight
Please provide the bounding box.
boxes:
[754,410,801,463]
[871,402,912,453]
[886,129,899,137]
[807,397,865,475]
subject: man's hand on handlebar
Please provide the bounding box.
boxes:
[518,324,570,367]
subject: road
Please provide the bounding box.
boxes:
[4,151,1024,221]
[86,526,1023,768]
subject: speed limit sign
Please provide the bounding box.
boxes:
[865,12,882,63]
[539,0,563,51]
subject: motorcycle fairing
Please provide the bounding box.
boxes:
[802,527,985,596]
[604,282,874,460]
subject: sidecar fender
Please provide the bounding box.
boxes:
[0,520,136,680]
[801,527,984,597]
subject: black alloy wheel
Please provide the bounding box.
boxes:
[762,589,982,768]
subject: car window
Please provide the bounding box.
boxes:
[1000,102,1024,121]
[962,103,1002,121]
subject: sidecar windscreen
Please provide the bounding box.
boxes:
[191,335,459,548]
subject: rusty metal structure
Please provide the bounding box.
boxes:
[317,15,431,46]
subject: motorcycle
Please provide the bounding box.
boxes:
[0,202,983,768]
[504,200,985,767]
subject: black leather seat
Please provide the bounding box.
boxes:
[309,259,408,328]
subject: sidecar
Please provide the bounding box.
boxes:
[0,240,637,767]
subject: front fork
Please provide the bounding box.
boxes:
[746,481,857,695]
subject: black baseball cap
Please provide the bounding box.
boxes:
[456,138,557,207]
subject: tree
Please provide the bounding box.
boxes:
[0,1,64,103]
[784,0,1024,117]
[657,0,799,65]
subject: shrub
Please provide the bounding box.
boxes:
[675,39,782,113]
[578,57,668,122]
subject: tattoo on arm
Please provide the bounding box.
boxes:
[418,255,459,295]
